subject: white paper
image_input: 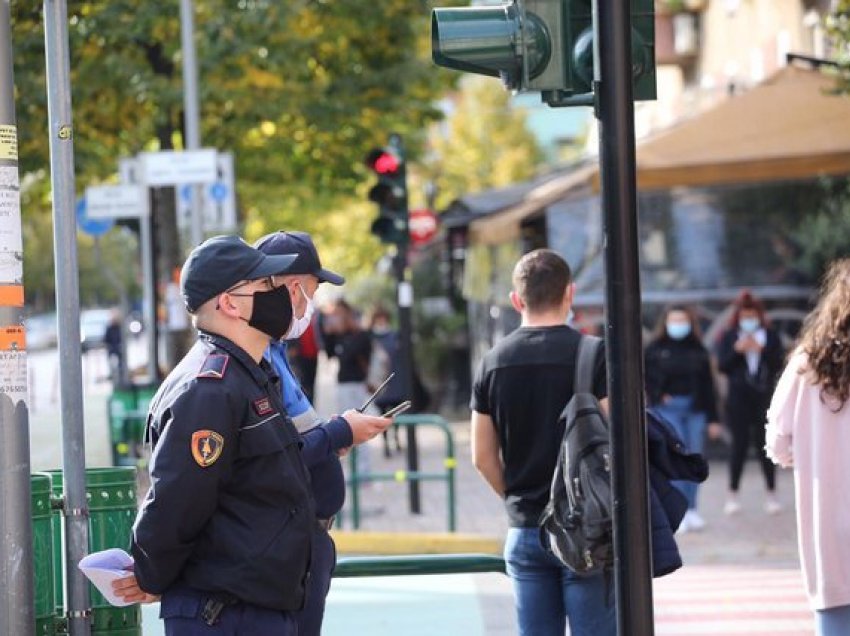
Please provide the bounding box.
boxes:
[78,548,135,607]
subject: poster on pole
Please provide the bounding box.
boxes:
[0,349,28,405]
[0,166,23,282]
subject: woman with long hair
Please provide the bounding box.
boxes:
[645,305,719,533]
[717,291,785,515]
[766,259,850,635]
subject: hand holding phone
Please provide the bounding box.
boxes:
[383,400,412,418]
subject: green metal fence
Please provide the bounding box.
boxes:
[107,384,157,467]
[346,414,457,531]
[334,553,506,578]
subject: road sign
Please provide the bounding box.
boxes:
[84,184,149,219]
[408,208,439,245]
[75,197,114,237]
[139,149,217,186]
[175,152,237,233]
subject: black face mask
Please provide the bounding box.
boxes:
[243,286,293,341]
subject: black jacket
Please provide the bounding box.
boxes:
[645,336,719,421]
[717,327,784,405]
[131,331,315,611]
[646,407,709,577]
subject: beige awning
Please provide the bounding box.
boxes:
[469,65,850,243]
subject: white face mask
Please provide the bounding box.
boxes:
[283,283,315,340]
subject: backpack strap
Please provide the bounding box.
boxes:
[574,335,603,395]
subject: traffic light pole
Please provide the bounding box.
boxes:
[595,1,655,634]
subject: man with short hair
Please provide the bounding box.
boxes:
[113,235,318,634]
[470,248,616,636]
[255,230,393,635]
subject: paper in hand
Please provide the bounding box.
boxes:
[78,548,135,607]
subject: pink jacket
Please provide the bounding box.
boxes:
[765,351,850,610]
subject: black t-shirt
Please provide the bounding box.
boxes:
[335,331,372,383]
[470,326,607,527]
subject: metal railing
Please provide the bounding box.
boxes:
[345,414,457,531]
[334,553,505,578]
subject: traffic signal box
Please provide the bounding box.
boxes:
[366,135,409,245]
[432,0,656,107]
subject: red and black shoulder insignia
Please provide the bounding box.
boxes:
[197,353,229,380]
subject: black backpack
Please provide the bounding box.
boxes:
[539,335,614,575]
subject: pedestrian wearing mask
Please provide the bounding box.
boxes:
[766,259,850,635]
[717,291,785,515]
[644,305,719,533]
[112,236,314,634]
[254,231,393,636]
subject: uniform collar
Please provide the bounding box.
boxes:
[198,330,279,388]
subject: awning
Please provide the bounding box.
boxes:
[469,64,850,243]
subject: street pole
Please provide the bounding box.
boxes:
[0,3,35,634]
[43,1,92,633]
[179,0,204,248]
[595,1,655,633]
[140,200,158,381]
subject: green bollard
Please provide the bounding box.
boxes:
[31,473,56,636]
[85,467,141,635]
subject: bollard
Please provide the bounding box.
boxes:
[85,467,140,635]
[32,474,56,636]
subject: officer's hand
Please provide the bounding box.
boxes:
[112,572,160,605]
[342,409,393,446]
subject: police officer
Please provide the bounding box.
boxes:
[255,230,394,635]
[113,235,315,634]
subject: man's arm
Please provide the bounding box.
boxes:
[470,410,505,498]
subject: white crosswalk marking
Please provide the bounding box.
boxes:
[653,565,814,635]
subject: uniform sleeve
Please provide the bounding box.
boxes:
[131,382,238,594]
[300,416,353,467]
[765,353,803,468]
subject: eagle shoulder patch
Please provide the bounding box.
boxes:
[191,430,224,467]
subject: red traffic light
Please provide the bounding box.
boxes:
[365,148,401,175]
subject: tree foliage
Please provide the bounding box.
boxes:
[421,77,545,210]
[11,1,452,304]
[825,0,850,95]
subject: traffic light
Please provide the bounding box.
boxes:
[431,0,656,107]
[365,135,409,245]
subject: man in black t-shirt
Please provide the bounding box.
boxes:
[470,249,615,636]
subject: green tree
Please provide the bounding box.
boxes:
[825,0,850,94]
[421,77,545,210]
[11,1,450,303]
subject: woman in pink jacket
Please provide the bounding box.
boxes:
[766,258,850,636]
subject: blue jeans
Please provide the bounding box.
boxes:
[504,527,615,636]
[655,396,707,509]
[816,603,850,636]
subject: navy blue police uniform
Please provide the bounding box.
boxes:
[131,331,315,635]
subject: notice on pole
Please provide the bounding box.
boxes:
[0,125,18,161]
[0,167,23,282]
[0,349,28,404]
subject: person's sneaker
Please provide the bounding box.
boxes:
[686,510,706,531]
[724,498,742,515]
[764,498,783,515]
[675,513,691,535]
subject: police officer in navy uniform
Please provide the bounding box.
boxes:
[113,235,316,634]
[255,230,394,635]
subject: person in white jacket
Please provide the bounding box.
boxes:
[765,258,850,636]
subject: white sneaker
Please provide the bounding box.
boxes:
[724,499,742,515]
[764,498,783,515]
[686,510,706,531]
[676,513,690,535]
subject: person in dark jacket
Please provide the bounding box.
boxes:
[112,236,317,634]
[256,230,392,636]
[644,305,719,534]
[717,290,785,516]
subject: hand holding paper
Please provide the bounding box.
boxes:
[78,548,159,606]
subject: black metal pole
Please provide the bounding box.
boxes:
[595,1,654,634]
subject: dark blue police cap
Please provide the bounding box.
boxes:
[254,231,345,286]
[180,235,299,313]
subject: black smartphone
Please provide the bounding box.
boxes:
[383,400,412,418]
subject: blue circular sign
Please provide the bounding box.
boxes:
[76,197,115,237]
[209,182,228,203]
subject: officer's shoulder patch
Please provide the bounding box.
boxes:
[191,430,224,467]
[197,353,229,379]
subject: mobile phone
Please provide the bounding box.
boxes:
[383,400,412,418]
[357,372,395,412]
